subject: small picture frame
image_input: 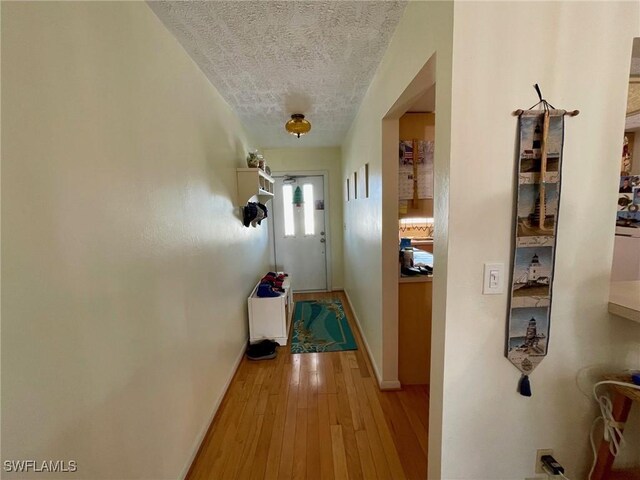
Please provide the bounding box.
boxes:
[353,171,358,199]
[358,164,369,199]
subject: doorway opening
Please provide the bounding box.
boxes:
[270,171,332,292]
[609,37,640,321]
[380,53,437,389]
[377,51,440,480]
[397,109,435,386]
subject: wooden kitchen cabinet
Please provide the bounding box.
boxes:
[398,280,432,385]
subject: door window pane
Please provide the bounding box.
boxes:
[303,184,315,235]
[282,184,295,236]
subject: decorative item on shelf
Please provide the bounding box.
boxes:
[258,156,266,171]
[247,151,260,168]
[293,186,304,207]
[265,166,271,175]
[506,84,579,397]
[285,114,311,138]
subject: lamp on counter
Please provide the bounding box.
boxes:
[285,114,311,138]
[293,186,304,207]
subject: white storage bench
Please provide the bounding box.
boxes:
[248,277,293,346]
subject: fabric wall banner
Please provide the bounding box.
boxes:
[506,109,565,395]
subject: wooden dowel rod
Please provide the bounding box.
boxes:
[513,109,580,117]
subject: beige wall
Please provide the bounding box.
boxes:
[343,1,640,478]
[341,2,454,474]
[263,147,344,289]
[1,2,269,478]
[442,2,640,478]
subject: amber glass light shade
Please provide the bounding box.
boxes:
[285,114,311,138]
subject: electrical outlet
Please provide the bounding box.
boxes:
[535,449,554,474]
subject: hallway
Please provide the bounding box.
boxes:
[187,292,428,480]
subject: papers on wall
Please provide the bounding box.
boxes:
[399,140,434,200]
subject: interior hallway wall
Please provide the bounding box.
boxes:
[341,1,454,475]
[262,147,344,289]
[1,2,268,478]
[442,2,640,478]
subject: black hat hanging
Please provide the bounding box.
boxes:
[242,202,269,228]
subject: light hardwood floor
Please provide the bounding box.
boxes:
[186,291,428,480]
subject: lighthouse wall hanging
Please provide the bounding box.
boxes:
[507,85,579,396]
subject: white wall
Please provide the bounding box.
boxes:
[1,3,268,478]
[343,1,640,478]
[342,0,453,372]
[442,2,640,478]
[262,147,344,289]
[341,1,454,473]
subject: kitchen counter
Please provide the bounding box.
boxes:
[609,280,640,323]
[411,238,433,247]
[399,274,433,283]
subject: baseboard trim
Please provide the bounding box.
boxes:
[343,289,399,391]
[180,340,246,480]
[379,380,402,390]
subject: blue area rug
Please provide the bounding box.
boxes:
[291,300,357,353]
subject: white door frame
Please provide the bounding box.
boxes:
[269,170,332,292]
[380,54,438,390]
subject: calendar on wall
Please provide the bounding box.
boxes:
[399,140,434,200]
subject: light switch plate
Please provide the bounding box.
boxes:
[483,263,505,294]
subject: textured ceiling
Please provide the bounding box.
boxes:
[149,1,406,148]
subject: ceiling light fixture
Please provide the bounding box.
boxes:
[285,114,311,138]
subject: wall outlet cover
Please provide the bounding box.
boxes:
[535,449,554,474]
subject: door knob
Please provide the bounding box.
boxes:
[320,231,325,236]
[320,238,326,243]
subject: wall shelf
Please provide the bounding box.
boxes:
[236,168,274,205]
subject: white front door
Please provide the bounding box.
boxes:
[272,175,328,292]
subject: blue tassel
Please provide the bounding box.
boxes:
[519,375,532,397]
